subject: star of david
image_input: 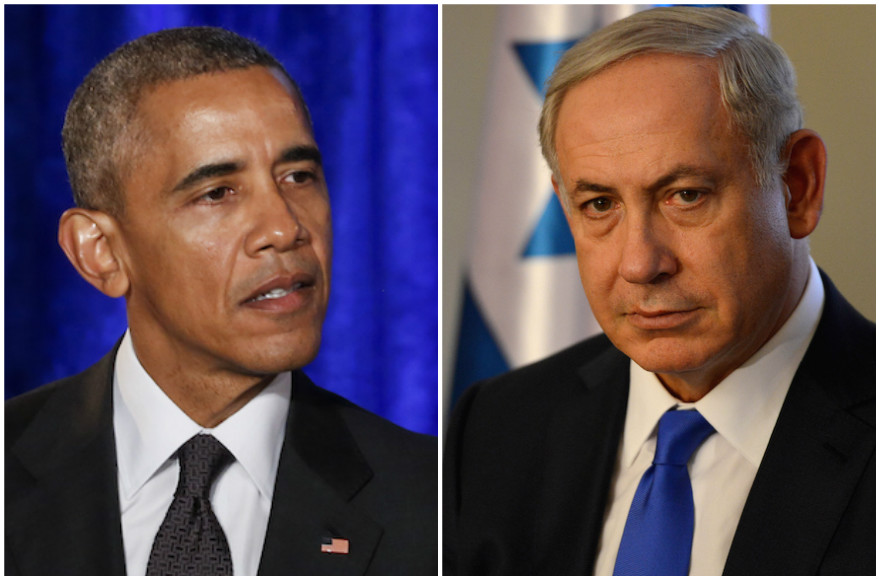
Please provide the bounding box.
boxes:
[513,39,579,258]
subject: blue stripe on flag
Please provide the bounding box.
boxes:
[522,188,577,257]
[513,40,579,98]
[451,281,510,404]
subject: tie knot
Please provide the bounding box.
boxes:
[176,434,233,498]
[654,409,715,466]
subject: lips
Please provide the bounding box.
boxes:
[242,272,317,310]
[631,308,688,318]
[626,307,700,331]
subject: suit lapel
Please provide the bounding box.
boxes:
[7,349,126,575]
[258,371,382,575]
[724,274,875,574]
[723,374,873,574]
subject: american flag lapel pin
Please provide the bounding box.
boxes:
[320,537,350,554]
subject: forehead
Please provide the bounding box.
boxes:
[554,54,741,181]
[114,66,317,209]
[133,66,312,147]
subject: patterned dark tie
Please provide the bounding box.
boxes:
[147,434,234,575]
[613,409,715,575]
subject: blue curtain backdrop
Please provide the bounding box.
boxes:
[5,4,438,435]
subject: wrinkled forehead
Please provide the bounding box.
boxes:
[553,54,754,193]
[558,56,725,148]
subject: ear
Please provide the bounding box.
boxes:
[58,208,130,298]
[782,129,826,239]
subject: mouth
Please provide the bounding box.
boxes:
[242,272,317,311]
[626,307,701,331]
[249,281,310,302]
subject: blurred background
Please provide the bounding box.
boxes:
[443,5,875,418]
[5,4,439,436]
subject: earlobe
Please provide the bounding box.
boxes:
[58,208,130,298]
[782,129,827,239]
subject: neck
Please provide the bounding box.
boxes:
[656,376,711,403]
[127,329,276,428]
[156,374,273,428]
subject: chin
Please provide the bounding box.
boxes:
[618,336,717,375]
[235,331,323,375]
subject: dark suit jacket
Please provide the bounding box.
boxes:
[444,272,875,575]
[6,348,438,575]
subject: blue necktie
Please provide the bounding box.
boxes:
[613,409,715,576]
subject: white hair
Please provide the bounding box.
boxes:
[539,7,802,194]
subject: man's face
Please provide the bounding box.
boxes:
[554,54,800,391]
[116,66,331,378]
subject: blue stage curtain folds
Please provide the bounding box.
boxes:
[5,5,438,435]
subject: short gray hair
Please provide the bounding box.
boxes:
[539,7,802,192]
[62,26,311,215]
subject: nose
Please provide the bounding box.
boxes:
[244,181,306,256]
[617,214,678,284]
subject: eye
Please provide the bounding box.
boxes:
[671,190,704,205]
[198,186,235,204]
[283,170,316,185]
[581,196,616,215]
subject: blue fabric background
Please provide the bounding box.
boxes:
[5,5,438,435]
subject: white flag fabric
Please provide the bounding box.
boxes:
[450,5,767,405]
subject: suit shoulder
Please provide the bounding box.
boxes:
[448,334,624,438]
[6,347,115,446]
[292,373,436,462]
[7,374,81,444]
[460,333,618,406]
[811,272,875,423]
[337,397,437,464]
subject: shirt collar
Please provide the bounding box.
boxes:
[113,331,290,503]
[623,258,825,469]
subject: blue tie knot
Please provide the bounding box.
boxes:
[654,409,715,466]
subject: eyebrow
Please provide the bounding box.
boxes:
[172,161,242,193]
[277,144,322,168]
[572,165,716,196]
[171,144,323,193]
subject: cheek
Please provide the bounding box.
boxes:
[150,225,239,305]
[186,233,227,263]
[316,211,332,253]
[693,208,791,317]
[570,218,622,282]
[727,196,791,264]
[309,202,333,270]
[573,241,620,317]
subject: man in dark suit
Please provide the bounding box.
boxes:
[444,7,874,575]
[6,27,436,575]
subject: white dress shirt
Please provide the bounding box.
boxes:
[594,259,825,575]
[113,331,290,576]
